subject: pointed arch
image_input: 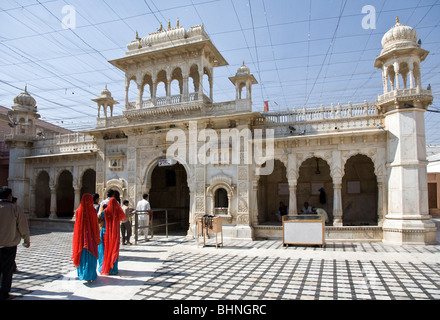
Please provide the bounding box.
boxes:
[126,75,138,109]
[297,156,333,220]
[257,159,289,224]
[170,67,183,96]
[189,64,200,95]
[56,170,74,218]
[342,154,378,226]
[155,69,167,98]
[145,158,190,234]
[142,72,153,101]
[35,170,51,218]
[80,168,96,198]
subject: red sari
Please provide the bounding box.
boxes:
[101,198,126,275]
[71,193,101,268]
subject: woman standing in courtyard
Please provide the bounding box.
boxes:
[98,197,126,275]
[72,193,101,282]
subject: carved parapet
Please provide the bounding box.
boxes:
[376,88,433,112]
[259,101,382,137]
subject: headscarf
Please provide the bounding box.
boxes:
[72,193,101,268]
[101,198,126,275]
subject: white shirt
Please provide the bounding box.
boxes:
[301,206,313,214]
[136,199,151,213]
[136,199,151,223]
[316,208,329,223]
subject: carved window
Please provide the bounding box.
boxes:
[215,188,228,208]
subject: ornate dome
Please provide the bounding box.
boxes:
[236,61,250,76]
[13,86,37,111]
[141,25,186,47]
[98,85,112,99]
[381,17,418,50]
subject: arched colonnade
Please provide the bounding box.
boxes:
[255,152,383,227]
[32,168,96,219]
[125,63,213,110]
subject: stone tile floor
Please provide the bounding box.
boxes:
[9,227,440,300]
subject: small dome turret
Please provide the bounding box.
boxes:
[98,85,113,99]
[92,85,119,119]
[12,86,37,112]
[381,17,418,53]
[236,61,250,76]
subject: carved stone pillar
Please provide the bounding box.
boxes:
[183,76,189,102]
[332,179,343,226]
[288,180,297,215]
[73,187,81,219]
[136,83,143,108]
[377,176,385,226]
[408,59,414,89]
[383,66,389,93]
[198,70,203,99]
[125,81,129,109]
[209,71,214,101]
[250,180,259,226]
[49,187,57,219]
[29,187,36,218]
[166,75,171,103]
[394,62,400,90]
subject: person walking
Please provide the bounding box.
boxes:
[71,193,101,282]
[98,189,114,217]
[121,200,134,245]
[92,193,100,213]
[98,189,115,229]
[98,197,126,275]
[136,193,151,238]
[11,197,19,273]
[0,187,30,300]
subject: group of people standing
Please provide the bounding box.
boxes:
[72,190,151,283]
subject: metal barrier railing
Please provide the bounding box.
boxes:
[133,208,183,244]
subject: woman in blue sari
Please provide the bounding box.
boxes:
[72,193,101,282]
[98,197,126,275]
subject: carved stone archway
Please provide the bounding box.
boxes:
[105,178,128,201]
[206,172,235,219]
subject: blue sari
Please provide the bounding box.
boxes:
[77,249,98,281]
[98,219,119,274]
[72,193,101,282]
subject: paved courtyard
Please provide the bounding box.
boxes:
[9,223,440,302]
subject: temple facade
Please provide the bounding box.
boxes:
[4,19,437,244]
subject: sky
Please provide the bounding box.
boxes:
[1,0,439,144]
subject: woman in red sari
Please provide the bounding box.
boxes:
[72,193,101,282]
[98,197,126,275]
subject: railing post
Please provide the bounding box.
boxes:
[135,212,138,245]
[165,209,169,238]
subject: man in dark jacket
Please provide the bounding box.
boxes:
[0,187,30,300]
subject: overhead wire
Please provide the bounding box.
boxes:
[247,0,266,105]
[261,0,288,111]
[0,0,439,134]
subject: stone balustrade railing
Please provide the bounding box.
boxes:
[377,87,432,102]
[256,101,382,136]
[32,133,96,156]
[126,93,211,111]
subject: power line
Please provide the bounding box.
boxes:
[305,0,347,106]
[0,0,438,136]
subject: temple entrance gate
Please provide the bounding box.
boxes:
[148,161,190,235]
